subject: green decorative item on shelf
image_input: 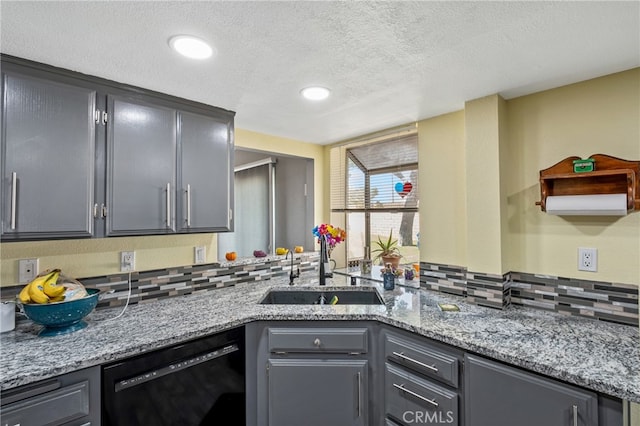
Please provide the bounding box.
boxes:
[372,230,402,267]
[573,158,595,173]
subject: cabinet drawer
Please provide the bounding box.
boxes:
[385,332,459,387]
[1,380,90,426]
[385,363,459,426]
[268,327,368,353]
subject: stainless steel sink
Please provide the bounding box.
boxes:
[259,289,384,305]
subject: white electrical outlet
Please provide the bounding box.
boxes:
[18,258,39,283]
[578,247,597,272]
[121,251,135,272]
[195,246,206,264]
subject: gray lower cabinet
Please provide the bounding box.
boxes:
[465,354,598,426]
[107,95,177,236]
[1,69,96,240]
[267,358,368,426]
[382,327,463,426]
[246,321,374,426]
[0,366,100,426]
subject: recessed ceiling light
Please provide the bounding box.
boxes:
[169,35,213,60]
[301,86,331,101]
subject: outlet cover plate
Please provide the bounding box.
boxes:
[121,251,135,272]
[578,247,597,272]
[18,258,39,283]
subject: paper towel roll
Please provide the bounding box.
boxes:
[546,194,628,216]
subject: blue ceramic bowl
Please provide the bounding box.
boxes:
[22,288,100,336]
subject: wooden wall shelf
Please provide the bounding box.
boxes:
[536,154,640,214]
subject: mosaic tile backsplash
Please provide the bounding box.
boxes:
[2,253,635,327]
[2,254,318,313]
[419,261,638,326]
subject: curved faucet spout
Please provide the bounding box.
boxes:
[286,250,299,285]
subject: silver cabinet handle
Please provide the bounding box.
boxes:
[185,184,191,227]
[393,383,439,407]
[93,203,98,218]
[10,172,17,229]
[392,351,438,372]
[357,372,362,417]
[101,204,107,218]
[573,405,578,426]
[166,183,171,227]
[313,338,321,347]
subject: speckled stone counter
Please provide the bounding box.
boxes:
[1,272,638,403]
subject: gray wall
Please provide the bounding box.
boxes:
[235,149,315,253]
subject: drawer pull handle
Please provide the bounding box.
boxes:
[393,383,439,407]
[313,338,321,347]
[392,351,438,372]
[356,372,361,417]
[573,405,578,426]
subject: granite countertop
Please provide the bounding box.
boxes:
[1,271,638,403]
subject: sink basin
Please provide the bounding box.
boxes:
[260,289,384,305]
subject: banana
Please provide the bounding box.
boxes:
[19,270,53,303]
[28,281,49,304]
[42,270,63,298]
[20,270,61,304]
[18,283,31,304]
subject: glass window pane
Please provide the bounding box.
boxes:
[370,169,418,209]
[370,212,420,265]
[346,212,365,260]
[347,157,365,209]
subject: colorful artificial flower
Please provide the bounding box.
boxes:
[312,223,346,250]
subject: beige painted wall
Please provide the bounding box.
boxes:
[418,68,639,286]
[0,129,325,286]
[464,95,507,275]
[418,110,467,266]
[504,68,640,284]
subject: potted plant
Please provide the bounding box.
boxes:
[371,231,402,268]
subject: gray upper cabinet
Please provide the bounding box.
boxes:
[177,111,233,232]
[1,55,234,240]
[106,96,177,236]
[1,70,96,240]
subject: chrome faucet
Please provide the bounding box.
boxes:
[286,250,299,285]
[319,234,332,286]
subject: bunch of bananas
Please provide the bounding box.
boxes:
[18,269,64,304]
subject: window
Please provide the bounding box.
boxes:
[331,127,419,265]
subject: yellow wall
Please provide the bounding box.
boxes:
[464,95,508,275]
[505,68,639,284]
[418,110,467,266]
[0,129,325,286]
[418,68,640,286]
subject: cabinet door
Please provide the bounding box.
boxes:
[268,358,368,426]
[1,72,96,239]
[465,354,598,426]
[106,96,177,236]
[177,111,232,232]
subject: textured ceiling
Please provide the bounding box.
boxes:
[1,1,638,145]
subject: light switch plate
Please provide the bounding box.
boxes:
[18,258,39,283]
[195,246,206,264]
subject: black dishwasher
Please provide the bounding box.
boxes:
[102,327,245,426]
